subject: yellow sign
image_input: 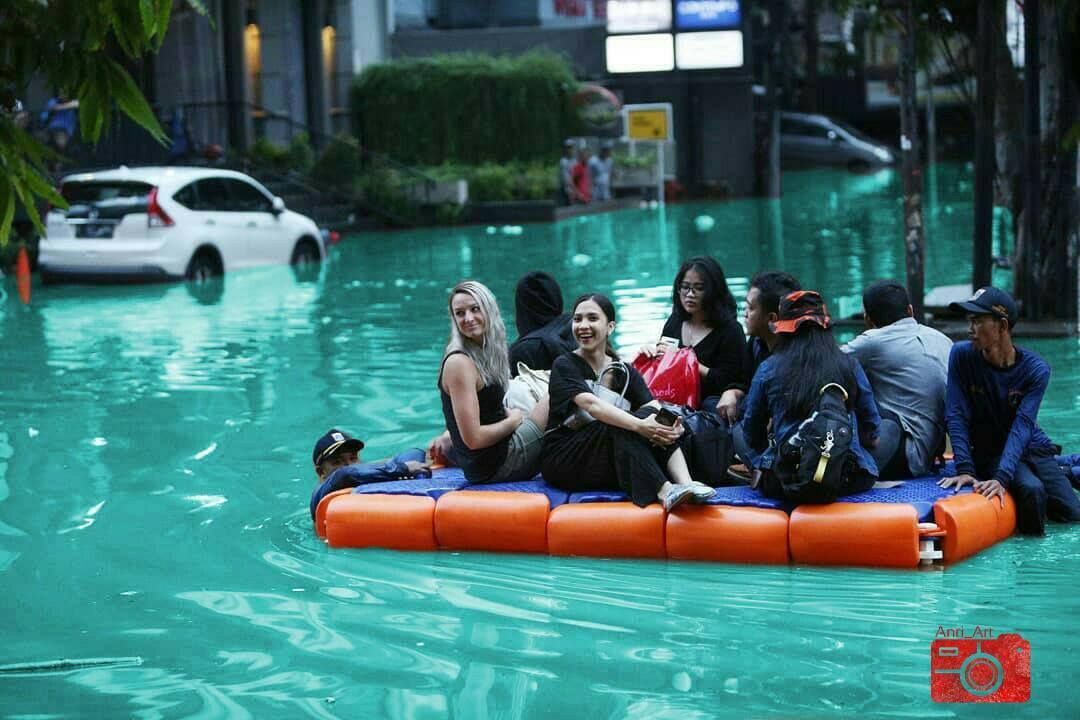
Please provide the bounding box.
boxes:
[627,109,669,141]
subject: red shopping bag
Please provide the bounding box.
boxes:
[632,347,700,408]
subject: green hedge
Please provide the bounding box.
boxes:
[426,162,557,203]
[351,51,581,166]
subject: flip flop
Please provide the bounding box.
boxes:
[662,484,695,512]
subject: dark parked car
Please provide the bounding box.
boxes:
[781,112,896,170]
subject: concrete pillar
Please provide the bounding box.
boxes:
[222,0,250,150]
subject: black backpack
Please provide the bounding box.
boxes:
[679,409,736,487]
[767,383,871,503]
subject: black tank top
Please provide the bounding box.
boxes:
[439,351,509,482]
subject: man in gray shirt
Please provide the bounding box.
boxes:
[842,280,953,478]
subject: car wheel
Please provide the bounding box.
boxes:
[186,250,222,282]
[290,239,321,266]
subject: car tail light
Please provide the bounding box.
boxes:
[328,230,341,245]
[147,186,175,227]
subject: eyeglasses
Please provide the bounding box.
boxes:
[679,283,706,296]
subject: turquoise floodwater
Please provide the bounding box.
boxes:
[2,163,1079,719]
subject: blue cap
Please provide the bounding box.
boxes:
[312,429,364,466]
[949,286,1018,328]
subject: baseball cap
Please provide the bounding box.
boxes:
[772,290,830,334]
[949,286,1018,328]
[312,428,365,466]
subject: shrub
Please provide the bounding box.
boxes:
[311,133,361,188]
[352,51,582,166]
[246,133,315,174]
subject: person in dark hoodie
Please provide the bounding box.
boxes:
[509,271,577,376]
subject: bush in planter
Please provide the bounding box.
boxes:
[285,132,315,175]
[354,168,422,226]
[424,161,556,203]
[515,163,556,202]
[247,133,315,174]
[467,164,516,202]
[311,133,361,188]
[248,136,289,171]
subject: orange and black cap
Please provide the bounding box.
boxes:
[772,290,830,334]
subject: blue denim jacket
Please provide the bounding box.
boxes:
[309,448,427,520]
[737,356,881,476]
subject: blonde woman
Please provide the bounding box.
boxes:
[436,281,549,483]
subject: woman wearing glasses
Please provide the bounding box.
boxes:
[640,256,747,406]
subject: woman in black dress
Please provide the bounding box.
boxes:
[640,256,746,406]
[541,294,714,510]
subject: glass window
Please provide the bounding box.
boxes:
[173,182,197,209]
[781,119,832,139]
[62,181,152,204]
[224,179,272,212]
[192,179,231,211]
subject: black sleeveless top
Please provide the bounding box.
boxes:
[439,351,510,482]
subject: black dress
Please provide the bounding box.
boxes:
[541,354,678,507]
[439,351,509,482]
[660,314,747,401]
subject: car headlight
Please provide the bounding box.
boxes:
[874,147,893,162]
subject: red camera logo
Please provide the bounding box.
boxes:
[931,629,1030,703]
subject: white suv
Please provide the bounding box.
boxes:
[39,166,325,283]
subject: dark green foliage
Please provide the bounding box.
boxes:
[311,133,362,187]
[246,133,315,175]
[351,52,581,165]
[426,162,557,203]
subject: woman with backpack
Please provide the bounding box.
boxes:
[736,291,882,502]
[541,293,715,510]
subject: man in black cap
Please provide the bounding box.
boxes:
[939,287,1080,534]
[309,429,429,521]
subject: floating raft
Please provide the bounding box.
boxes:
[315,456,1080,569]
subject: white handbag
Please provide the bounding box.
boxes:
[563,361,632,430]
[503,362,551,413]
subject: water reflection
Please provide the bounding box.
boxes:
[1,164,1075,719]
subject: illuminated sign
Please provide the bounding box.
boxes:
[607,0,671,34]
[674,0,741,30]
[606,33,675,73]
[675,30,744,69]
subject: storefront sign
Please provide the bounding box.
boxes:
[674,0,741,30]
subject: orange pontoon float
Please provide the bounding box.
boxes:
[315,459,1080,569]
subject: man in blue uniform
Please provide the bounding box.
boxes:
[939,287,1080,535]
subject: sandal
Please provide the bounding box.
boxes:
[688,481,715,503]
[662,484,695,512]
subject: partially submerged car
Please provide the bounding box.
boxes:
[40,166,325,284]
[781,112,896,170]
